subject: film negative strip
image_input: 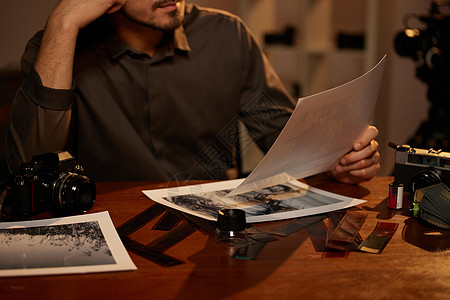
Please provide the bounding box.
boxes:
[152,211,182,231]
[326,210,367,251]
[232,214,328,260]
[232,227,278,260]
[232,240,267,260]
[270,214,327,237]
[182,212,217,235]
[116,204,167,237]
[307,219,329,253]
[358,222,399,254]
[183,212,278,260]
[116,204,198,267]
[414,183,450,229]
[145,220,198,252]
[248,226,278,243]
[305,210,367,257]
[120,236,184,267]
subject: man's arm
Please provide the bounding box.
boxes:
[35,0,125,89]
[6,0,125,173]
[236,19,296,153]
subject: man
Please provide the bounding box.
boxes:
[6,0,380,183]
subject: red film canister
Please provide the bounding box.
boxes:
[388,181,404,209]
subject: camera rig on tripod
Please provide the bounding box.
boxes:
[394,0,450,151]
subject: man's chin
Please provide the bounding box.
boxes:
[120,10,183,31]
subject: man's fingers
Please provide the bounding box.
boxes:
[354,125,379,151]
[340,139,379,166]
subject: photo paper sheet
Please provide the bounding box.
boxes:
[0,211,136,277]
[229,56,386,196]
[143,179,365,223]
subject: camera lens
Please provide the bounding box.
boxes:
[52,173,96,215]
[409,168,442,193]
[394,29,422,58]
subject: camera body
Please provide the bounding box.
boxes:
[3,151,96,221]
[391,143,450,192]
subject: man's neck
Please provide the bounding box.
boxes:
[109,12,164,57]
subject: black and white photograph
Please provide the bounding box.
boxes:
[0,212,136,277]
[144,179,366,223]
[0,221,115,269]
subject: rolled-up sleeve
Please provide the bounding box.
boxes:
[6,31,74,173]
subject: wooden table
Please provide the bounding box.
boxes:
[1,176,449,300]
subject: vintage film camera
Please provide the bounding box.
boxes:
[390,143,450,193]
[0,152,96,221]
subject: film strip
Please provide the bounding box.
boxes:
[358,222,398,254]
[270,214,327,237]
[271,211,366,257]
[152,211,182,231]
[117,204,398,265]
[116,204,197,267]
[116,204,167,236]
[306,218,329,252]
[232,226,279,260]
[326,211,366,252]
[264,211,366,257]
[117,204,279,263]
[305,210,399,257]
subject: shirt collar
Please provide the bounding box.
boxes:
[174,25,191,52]
[104,19,191,61]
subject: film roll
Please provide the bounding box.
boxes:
[388,181,404,209]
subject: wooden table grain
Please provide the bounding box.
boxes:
[1,176,449,300]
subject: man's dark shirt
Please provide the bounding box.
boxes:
[6,4,296,181]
